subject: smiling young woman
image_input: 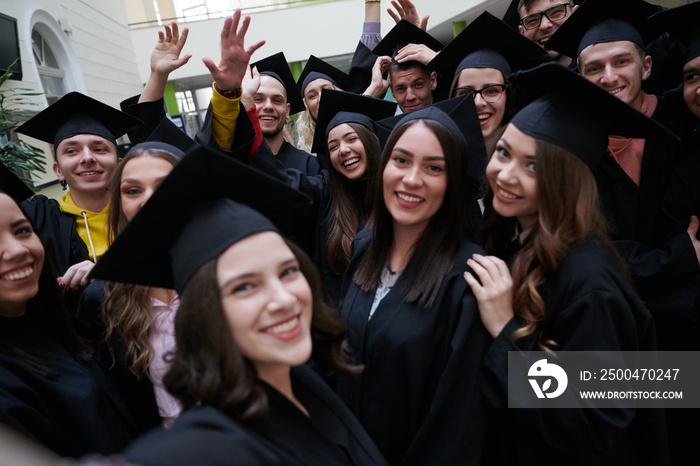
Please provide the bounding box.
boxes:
[90,146,388,466]
[337,98,491,466]
[465,63,671,466]
[0,164,139,458]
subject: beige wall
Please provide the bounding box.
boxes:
[1,0,144,195]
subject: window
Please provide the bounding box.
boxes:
[31,28,65,105]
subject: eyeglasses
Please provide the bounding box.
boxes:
[519,3,573,30]
[451,84,507,102]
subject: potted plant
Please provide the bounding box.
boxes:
[0,58,46,185]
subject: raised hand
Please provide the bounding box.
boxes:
[387,0,429,31]
[150,21,192,76]
[140,21,192,103]
[202,9,266,92]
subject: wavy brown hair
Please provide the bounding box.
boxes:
[353,118,467,308]
[478,138,610,350]
[325,123,381,274]
[101,148,180,377]
[164,237,361,423]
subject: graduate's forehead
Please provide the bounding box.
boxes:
[257,75,288,101]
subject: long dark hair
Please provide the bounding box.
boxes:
[478,138,611,350]
[164,237,360,423]
[353,118,467,308]
[325,123,381,274]
[0,200,91,378]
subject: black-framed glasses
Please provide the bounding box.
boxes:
[451,84,507,102]
[519,3,573,30]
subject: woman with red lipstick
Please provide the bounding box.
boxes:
[0,163,140,457]
[91,147,388,466]
[336,97,491,466]
[464,64,670,465]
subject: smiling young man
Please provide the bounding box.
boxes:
[365,20,444,114]
[16,92,140,293]
[517,0,578,66]
[546,0,700,372]
[242,52,321,176]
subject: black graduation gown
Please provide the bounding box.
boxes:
[480,239,669,466]
[276,140,322,176]
[593,95,700,323]
[336,228,491,466]
[122,364,388,466]
[246,143,367,304]
[74,280,162,433]
[0,315,140,458]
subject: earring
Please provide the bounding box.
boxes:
[60,180,68,190]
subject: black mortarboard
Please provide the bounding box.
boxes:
[124,141,186,158]
[250,52,305,115]
[509,63,678,167]
[429,12,550,81]
[90,145,311,293]
[15,92,142,149]
[310,89,397,159]
[375,95,487,200]
[297,55,350,96]
[0,162,34,202]
[648,2,700,65]
[546,0,660,59]
[140,117,197,154]
[372,20,444,59]
[501,0,522,31]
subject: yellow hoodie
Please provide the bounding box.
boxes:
[58,192,110,262]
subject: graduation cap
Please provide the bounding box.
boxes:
[123,141,186,159]
[648,2,700,65]
[372,20,444,59]
[0,162,35,202]
[429,11,550,82]
[310,89,397,160]
[375,95,487,200]
[15,92,142,149]
[250,52,305,115]
[89,145,311,293]
[508,63,678,167]
[501,0,523,31]
[545,0,661,59]
[297,55,350,97]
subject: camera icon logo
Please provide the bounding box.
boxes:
[528,358,568,399]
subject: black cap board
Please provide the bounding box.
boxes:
[429,11,550,81]
[372,20,444,59]
[0,162,35,202]
[89,145,311,293]
[546,0,660,59]
[297,55,350,96]
[15,92,142,149]
[311,89,397,159]
[250,52,305,115]
[123,141,186,158]
[648,2,700,65]
[375,95,487,201]
[509,63,679,168]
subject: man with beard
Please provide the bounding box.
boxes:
[243,52,321,175]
